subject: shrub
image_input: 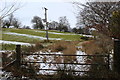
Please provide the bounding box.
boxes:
[81,36,89,40]
[47,41,77,54]
[81,32,113,54]
[22,42,44,54]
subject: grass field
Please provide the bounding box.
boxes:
[2,28,83,41]
[1,28,85,50]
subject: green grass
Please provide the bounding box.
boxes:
[1,28,85,50]
[44,29,74,34]
[3,28,82,43]
[2,28,46,37]
[2,34,40,43]
[1,44,30,50]
[1,44,16,50]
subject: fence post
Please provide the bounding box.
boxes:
[114,39,120,74]
[16,45,21,68]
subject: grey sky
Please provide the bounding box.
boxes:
[2,0,87,28]
[2,0,120,28]
[14,2,78,28]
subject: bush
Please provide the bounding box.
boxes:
[81,36,90,40]
[48,41,77,55]
[81,32,113,55]
[22,42,44,53]
[55,45,66,52]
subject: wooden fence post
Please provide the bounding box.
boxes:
[16,45,21,68]
[114,39,120,74]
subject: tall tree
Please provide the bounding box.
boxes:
[2,14,21,28]
[48,21,59,30]
[74,2,120,37]
[3,14,14,28]
[58,16,71,32]
[72,27,78,33]
[12,18,21,28]
[8,14,14,26]
[31,16,44,29]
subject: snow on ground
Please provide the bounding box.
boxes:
[80,34,94,37]
[24,50,88,75]
[35,30,74,35]
[0,50,15,53]
[35,30,94,37]
[4,32,62,40]
[0,40,32,46]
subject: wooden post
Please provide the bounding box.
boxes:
[44,7,49,41]
[114,39,120,74]
[16,45,21,68]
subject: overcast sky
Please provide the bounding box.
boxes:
[2,0,120,28]
[2,0,88,28]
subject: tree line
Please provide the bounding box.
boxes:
[2,14,91,34]
[2,14,21,28]
[2,14,72,32]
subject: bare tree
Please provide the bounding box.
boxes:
[74,2,120,36]
[12,18,21,28]
[2,14,21,28]
[0,0,22,29]
[0,0,21,20]
[2,14,14,28]
[58,16,71,32]
[8,14,14,26]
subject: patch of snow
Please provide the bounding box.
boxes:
[90,28,96,31]
[0,69,4,78]
[1,71,12,80]
[24,50,88,75]
[0,40,32,46]
[76,51,90,73]
[0,50,15,53]
[35,30,76,35]
[4,32,62,40]
[35,30,94,37]
[79,34,94,38]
